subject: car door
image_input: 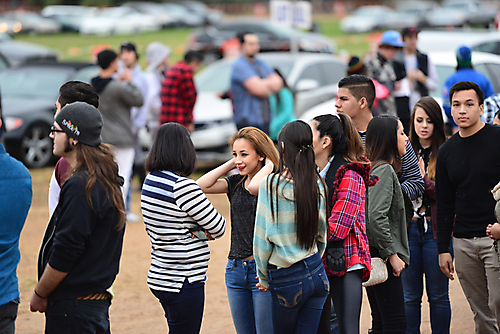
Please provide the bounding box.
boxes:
[293,63,330,116]
[294,61,346,116]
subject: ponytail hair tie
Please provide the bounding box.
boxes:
[299,144,312,153]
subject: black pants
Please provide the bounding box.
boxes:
[330,270,363,334]
[365,261,407,334]
[0,299,18,334]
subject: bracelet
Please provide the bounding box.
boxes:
[34,289,47,299]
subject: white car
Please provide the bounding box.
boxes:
[299,51,500,126]
[79,7,161,35]
[340,5,419,33]
[418,30,500,56]
[191,52,346,164]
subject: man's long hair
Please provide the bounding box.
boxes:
[71,143,126,229]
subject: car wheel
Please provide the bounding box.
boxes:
[19,123,54,168]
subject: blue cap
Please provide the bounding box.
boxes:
[456,45,472,68]
[380,30,406,48]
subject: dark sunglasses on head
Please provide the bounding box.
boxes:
[49,126,65,136]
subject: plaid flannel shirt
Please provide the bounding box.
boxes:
[323,164,375,282]
[159,62,197,127]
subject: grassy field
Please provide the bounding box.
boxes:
[12,15,372,67]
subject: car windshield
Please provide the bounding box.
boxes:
[195,58,294,93]
[431,63,496,99]
[0,67,71,98]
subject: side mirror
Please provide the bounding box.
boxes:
[295,79,319,92]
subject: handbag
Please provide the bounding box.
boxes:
[326,240,346,273]
[362,257,388,287]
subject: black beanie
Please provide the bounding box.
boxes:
[97,49,117,69]
[55,102,103,147]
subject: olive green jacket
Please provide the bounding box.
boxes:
[366,164,410,265]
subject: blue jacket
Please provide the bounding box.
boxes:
[442,68,495,126]
[0,144,32,307]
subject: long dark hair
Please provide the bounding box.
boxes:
[145,123,196,176]
[312,113,365,163]
[366,116,402,173]
[409,96,445,180]
[269,120,326,251]
[72,143,126,229]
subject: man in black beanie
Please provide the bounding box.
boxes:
[30,102,126,333]
[91,49,143,220]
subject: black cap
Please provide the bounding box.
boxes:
[402,27,420,38]
[97,49,117,69]
[55,102,103,147]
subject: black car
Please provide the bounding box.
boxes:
[188,19,336,63]
[1,61,99,168]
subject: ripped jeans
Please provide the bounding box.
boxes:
[268,252,329,334]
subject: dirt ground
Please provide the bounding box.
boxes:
[16,167,474,333]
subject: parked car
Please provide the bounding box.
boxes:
[41,5,97,32]
[1,62,99,168]
[1,11,61,34]
[441,0,496,28]
[161,3,204,27]
[300,51,500,126]
[340,5,420,33]
[188,19,336,63]
[396,1,438,28]
[0,37,57,67]
[418,30,500,56]
[0,17,22,35]
[79,7,161,35]
[177,0,223,26]
[191,52,346,163]
[121,2,176,28]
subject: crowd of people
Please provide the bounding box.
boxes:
[2,25,500,334]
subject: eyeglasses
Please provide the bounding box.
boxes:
[49,126,65,136]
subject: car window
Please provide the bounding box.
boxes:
[297,64,324,86]
[484,63,500,92]
[218,24,243,32]
[473,42,500,56]
[430,65,456,99]
[0,67,72,98]
[73,66,100,84]
[195,61,233,92]
[318,61,346,86]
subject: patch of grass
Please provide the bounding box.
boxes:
[13,28,195,67]
[316,16,372,57]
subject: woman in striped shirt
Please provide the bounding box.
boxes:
[254,120,329,334]
[141,123,226,334]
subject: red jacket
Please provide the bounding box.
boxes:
[159,62,197,127]
[323,160,378,282]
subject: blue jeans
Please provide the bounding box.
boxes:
[401,221,451,334]
[268,252,330,334]
[151,280,205,334]
[225,258,273,334]
[45,298,111,334]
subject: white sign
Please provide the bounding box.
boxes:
[270,0,312,30]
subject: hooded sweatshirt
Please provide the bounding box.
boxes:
[91,77,143,148]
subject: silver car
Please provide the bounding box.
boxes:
[191,52,346,164]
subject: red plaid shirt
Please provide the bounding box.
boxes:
[159,62,197,127]
[323,161,378,282]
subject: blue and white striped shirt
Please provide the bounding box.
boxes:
[141,170,226,293]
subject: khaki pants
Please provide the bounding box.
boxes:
[454,236,500,334]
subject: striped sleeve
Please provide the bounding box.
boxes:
[253,177,273,288]
[399,141,424,201]
[174,178,226,239]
